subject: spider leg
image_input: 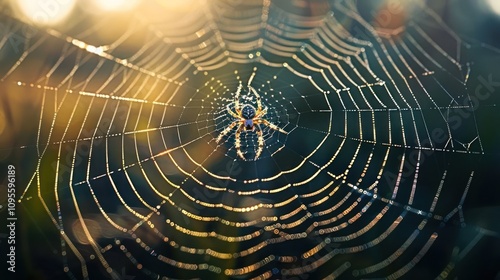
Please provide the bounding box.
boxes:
[256,119,288,134]
[216,120,240,143]
[249,86,263,114]
[234,83,242,114]
[255,106,267,118]
[226,104,239,119]
[234,123,246,160]
[254,124,264,160]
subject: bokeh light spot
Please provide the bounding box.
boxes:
[486,0,500,15]
[89,0,140,12]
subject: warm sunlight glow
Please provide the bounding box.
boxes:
[158,0,202,11]
[486,0,500,15]
[90,0,140,12]
[12,0,76,26]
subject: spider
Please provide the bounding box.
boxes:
[216,84,287,160]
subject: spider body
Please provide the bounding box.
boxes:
[216,84,287,160]
[241,105,256,130]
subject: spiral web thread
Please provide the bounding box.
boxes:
[1,0,496,279]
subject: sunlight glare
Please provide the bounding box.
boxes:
[12,0,76,26]
[159,0,201,11]
[90,0,140,12]
[486,0,500,15]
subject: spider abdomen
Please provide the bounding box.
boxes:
[241,105,256,119]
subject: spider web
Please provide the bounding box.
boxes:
[1,0,499,279]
